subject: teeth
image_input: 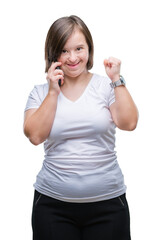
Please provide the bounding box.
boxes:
[68,62,79,66]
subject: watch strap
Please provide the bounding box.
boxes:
[110,75,126,88]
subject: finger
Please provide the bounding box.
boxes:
[104,59,111,68]
[47,72,64,83]
[51,61,62,68]
[103,59,108,66]
[48,62,62,74]
[108,57,121,66]
[49,74,64,83]
[54,69,64,77]
[60,79,64,86]
[47,67,64,81]
[47,70,64,79]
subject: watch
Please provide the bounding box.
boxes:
[110,75,126,88]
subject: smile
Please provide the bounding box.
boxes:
[67,62,80,68]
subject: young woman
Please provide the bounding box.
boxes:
[24,15,138,240]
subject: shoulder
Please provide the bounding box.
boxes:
[92,73,112,91]
[32,83,48,94]
[29,83,49,101]
[90,73,115,106]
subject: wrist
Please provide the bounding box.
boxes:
[110,75,126,88]
[111,74,120,83]
[48,89,60,97]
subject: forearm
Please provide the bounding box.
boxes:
[111,86,138,130]
[24,92,58,145]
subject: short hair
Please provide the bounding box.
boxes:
[45,15,94,72]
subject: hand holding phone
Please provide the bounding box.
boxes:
[54,59,61,87]
[56,65,62,87]
[46,60,63,92]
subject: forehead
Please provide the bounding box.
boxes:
[64,28,87,48]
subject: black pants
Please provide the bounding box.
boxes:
[32,190,131,240]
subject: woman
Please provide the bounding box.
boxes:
[24,15,138,240]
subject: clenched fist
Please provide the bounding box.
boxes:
[104,57,121,83]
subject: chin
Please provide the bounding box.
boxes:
[66,69,87,78]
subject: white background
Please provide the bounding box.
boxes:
[0,0,161,239]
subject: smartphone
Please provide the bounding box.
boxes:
[55,59,61,87]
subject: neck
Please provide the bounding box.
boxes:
[63,71,92,87]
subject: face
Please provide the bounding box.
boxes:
[58,28,89,79]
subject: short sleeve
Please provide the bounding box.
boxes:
[108,87,115,107]
[99,75,115,107]
[24,84,48,112]
[91,74,115,108]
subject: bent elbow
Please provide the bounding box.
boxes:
[117,118,138,131]
[128,114,139,131]
[29,137,42,146]
[127,121,138,131]
[23,125,42,146]
[26,132,43,145]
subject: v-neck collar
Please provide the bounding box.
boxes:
[60,74,94,104]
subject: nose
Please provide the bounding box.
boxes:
[68,51,77,62]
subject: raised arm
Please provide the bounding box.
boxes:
[104,57,138,131]
[23,62,64,145]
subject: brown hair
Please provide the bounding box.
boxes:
[45,15,94,72]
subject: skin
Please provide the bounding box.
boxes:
[24,28,138,145]
[104,57,138,130]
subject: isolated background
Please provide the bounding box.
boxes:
[0,0,161,239]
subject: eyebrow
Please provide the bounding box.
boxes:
[63,44,85,50]
[76,44,84,47]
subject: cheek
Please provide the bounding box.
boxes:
[58,55,65,64]
[81,50,89,63]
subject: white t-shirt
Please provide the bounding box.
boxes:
[25,73,126,202]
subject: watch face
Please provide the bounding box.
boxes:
[120,76,126,85]
[110,76,126,88]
